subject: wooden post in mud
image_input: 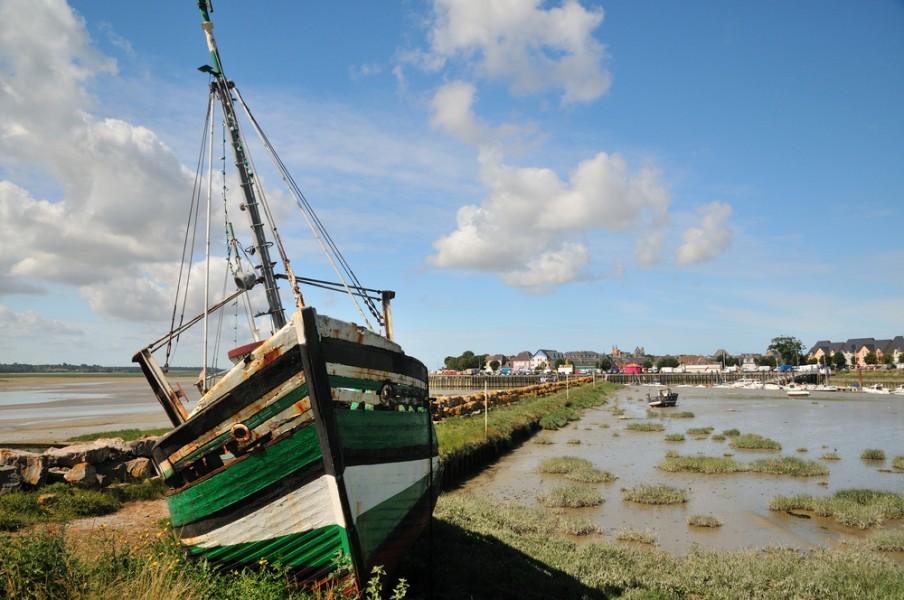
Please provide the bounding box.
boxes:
[484,380,488,439]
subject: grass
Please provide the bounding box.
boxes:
[729,433,782,451]
[66,428,171,442]
[686,426,713,436]
[539,456,592,474]
[664,433,686,442]
[659,455,828,477]
[893,456,904,470]
[0,525,403,600]
[435,382,617,464]
[687,514,724,528]
[625,422,665,432]
[538,455,617,484]
[860,449,886,460]
[670,411,695,419]
[0,480,166,532]
[769,489,904,529]
[614,527,657,544]
[722,428,741,437]
[866,531,904,552]
[622,484,688,505]
[820,451,841,460]
[537,485,604,508]
[406,493,904,600]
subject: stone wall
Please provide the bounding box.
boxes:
[0,437,158,492]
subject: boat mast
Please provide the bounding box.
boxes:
[196,1,287,331]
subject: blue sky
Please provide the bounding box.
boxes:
[1,0,902,370]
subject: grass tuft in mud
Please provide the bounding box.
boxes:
[622,484,688,505]
[860,448,885,460]
[730,433,781,451]
[538,485,604,508]
[687,514,724,528]
[769,489,904,529]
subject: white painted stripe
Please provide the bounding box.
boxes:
[343,457,439,523]
[181,474,346,548]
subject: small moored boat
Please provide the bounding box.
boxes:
[647,388,678,407]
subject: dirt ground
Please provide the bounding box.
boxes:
[63,498,170,559]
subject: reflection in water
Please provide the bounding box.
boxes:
[458,385,904,554]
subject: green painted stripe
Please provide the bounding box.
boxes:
[167,425,322,526]
[336,409,433,451]
[355,473,432,564]
[329,374,425,396]
[188,524,351,570]
[170,383,309,473]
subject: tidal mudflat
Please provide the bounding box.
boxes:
[0,376,198,443]
[457,385,904,554]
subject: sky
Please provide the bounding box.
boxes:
[1,0,902,370]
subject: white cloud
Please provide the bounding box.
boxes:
[676,201,733,266]
[429,81,488,144]
[0,0,196,321]
[427,0,611,104]
[0,304,83,336]
[427,145,672,291]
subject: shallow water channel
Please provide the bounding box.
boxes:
[455,385,904,554]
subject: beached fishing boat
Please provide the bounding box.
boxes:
[132,2,438,588]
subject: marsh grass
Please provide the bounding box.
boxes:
[538,485,604,508]
[566,438,581,445]
[567,468,617,484]
[626,422,665,432]
[748,457,828,477]
[539,456,592,474]
[866,531,904,552]
[664,433,686,442]
[614,527,657,544]
[532,436,554,445]
[893,456,904,470]
[711,434,726,442]
[860,449,886,460]
[796,447,808,453]
[670,411,695,419]
[622,484,688,505]
[435,382,616,462]
[722,428,741,437]
[769,489,904,529]
[658,455,744,474]
[659,455,828,477]
[687,514,724,528]
[422,493,904,599]
[686,427,713,436]
[730,434,781,451]
[820,451,841,460]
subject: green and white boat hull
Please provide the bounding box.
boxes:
[140,307,438,585]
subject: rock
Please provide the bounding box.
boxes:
[44,438,132,468]
[0,449,46,489]
[128,437,159,458]
[125,457,153,479]
[46,468,69,485]
[64,462,100,488]
[37,493,58,506]
[96,460,129,485]
[0,465,22,492]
